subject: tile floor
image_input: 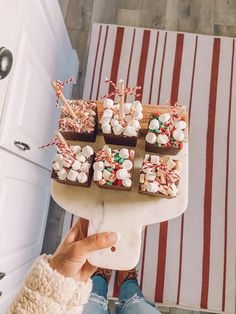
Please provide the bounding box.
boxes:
[43,1,236,313]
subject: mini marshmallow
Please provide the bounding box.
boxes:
[111,119,119,127]
[55,154,64,162]
[93,161,105,171]
[146,172,157,181]
[122,159,133,170]
[124,115,133,123]
[159,113,171,123]
[144,154,150,162]
[77,172,88,183]
[150,155,160,165]
[119,148,129,159]
[88,108,96,116]
[57,169,67,180]
[70,145,81,154]
[132,100,143,112]
[145,132,157,144]
[147,182,159,193]
[134,111,144,120]
[76,153,86,163]
[124,103,132,114]
[113,123,124,135]
[67,169,78,181]
[157,134,169,145]
[116,169,129,180]
[103,169,112,180]
[131,120,141,130]
[142,167,153,174]
[103,98,114,108]
[175,120,187,130]
[103,145,112,157]
[122,178,132,187]
[80,162,90,173]
[101,115,112,124]
[63,159,71,168]
[103,109,113,117]
[104,160,111,167]
[173,129,184,141]
[140,173,145,183]
[82,145,94,158]
[166,159,176,170]
[53,161,63,171]
[102,123,112,134]
[94,170,103,181]
[72,160,81,171]
[149,119,160,130]
[123,126,136,137]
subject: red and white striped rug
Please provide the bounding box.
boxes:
[83,23,236,313]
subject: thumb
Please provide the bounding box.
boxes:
[77,232,117,255]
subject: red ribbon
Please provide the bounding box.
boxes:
[102,79,141,99]
[55,77,75,107]
[39,137,75,164]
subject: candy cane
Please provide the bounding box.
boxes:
[55,77,75,107]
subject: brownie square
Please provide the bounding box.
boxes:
[139,153,181,198]
[101,99,143,147]
[93,146,135,191]
[51,144,95,187]
[145,112,187,155]
[59,100,98,142]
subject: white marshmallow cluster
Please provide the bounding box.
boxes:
[53,145,94,184]
[145,113,187,146]
[101,99,143,137]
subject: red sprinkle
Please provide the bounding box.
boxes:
[117,180,122,187]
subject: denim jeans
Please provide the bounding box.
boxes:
[82,275,161,314]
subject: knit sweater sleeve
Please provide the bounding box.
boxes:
[8,254,92,314]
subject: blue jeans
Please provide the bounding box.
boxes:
[83,275,161,314]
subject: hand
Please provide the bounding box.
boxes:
[49,218,117,282]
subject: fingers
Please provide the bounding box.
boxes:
[55,217,89,254]
[79,261,97,282]
[74,232,117,256]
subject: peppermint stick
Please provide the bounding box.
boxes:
[55,130,69,150]
[119,79,125,121]
[50,80,78,121]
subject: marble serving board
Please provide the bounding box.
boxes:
[51,134,188,270]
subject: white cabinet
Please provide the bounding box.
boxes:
[0,0,79,311]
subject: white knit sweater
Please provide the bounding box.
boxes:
[9,255,92,314]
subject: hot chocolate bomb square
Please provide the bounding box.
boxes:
[145,111,187,155]
[93,145,135,191]
[59,100,98,142]
[51,144,95,187]
[139,154,181,198]
[101,98,143,147]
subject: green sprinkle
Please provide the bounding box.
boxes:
[118,158,124,164]
[164,126,168,130]
[149,128,155,133]
[106,167,113,172]
[155,129,161,133]
[114,153,120,161]
[106,181,113,186]
[171,137,174,140]
[157,143,161,147]
[159,122,163,126]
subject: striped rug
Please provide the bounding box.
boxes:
[83,23,236,313]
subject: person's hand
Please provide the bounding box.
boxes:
[49,218,117,282]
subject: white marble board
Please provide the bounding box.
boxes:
[51,135,188,270]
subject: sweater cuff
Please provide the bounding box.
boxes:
[10,254,92,313]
